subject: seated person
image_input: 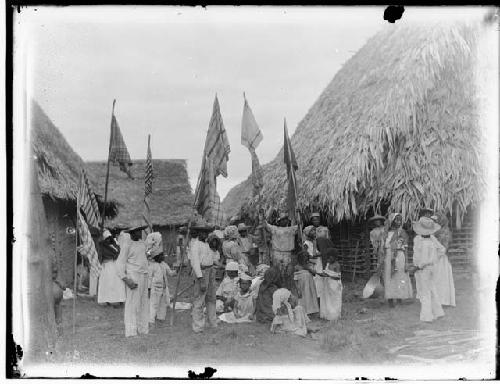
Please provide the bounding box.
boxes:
[250,263,270,296]
[270,288,310,337]
[216,261,240,313]
[293,251,319,315]
[255,266,281,323]
[219,274,256,323]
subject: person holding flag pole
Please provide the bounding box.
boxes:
[260,119,302,291]
[170,94,230,331]
[240,93,269,265]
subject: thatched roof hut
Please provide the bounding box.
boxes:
[86,159,194,228]
[224,17,490,227]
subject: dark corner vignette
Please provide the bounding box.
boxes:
[6,0,18,379]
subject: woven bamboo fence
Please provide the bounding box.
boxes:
[329,213,475,280]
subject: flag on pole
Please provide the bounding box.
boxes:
[109,105,133,179]
[241,94,264,196]
[77,210,101,279]
[284,119,298,219]
[194,156,217,223]
[142,135,153,231]
[202,95,230,178]
[77,169,101,228]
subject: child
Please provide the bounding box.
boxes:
[270,288,309,337]
[318,248,342,321]
[293,251,319,315]
[216,261,240,313]
[148,252,176,325]
[250,263,270,296]
[219,274,256,323]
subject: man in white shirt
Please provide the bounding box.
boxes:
[188,224,220,333]
[116,223,149,337]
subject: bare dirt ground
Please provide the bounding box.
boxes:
[48,271,479,368]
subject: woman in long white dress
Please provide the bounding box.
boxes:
[383,213,413,307]
[319,248,342,321]
[431,214,456,306]
[97,230,126,305]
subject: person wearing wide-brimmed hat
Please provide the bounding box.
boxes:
[262,212,298,291]
[383,213,413,307]
[97,229,125,307]
[368,215,386,275]
[188,220,220,333]
[412,215,446,322]
[115,221,149,337]
[431,214,455,307]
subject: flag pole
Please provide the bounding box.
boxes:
[73,194,79,334]
[145,134,153,234]
[99,99,116,234]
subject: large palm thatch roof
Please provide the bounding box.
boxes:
[86,160,194,227]
[31,100,98,201]
[224,17,490,225]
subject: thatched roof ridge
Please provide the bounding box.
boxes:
[86,159,194,227]
[31,100,98,201]
[223,18,488,224]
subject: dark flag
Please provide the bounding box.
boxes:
[109,102,133,179]
[194,156,217,223]
[142,134,153,231]
[284,119,298,219]
[241,94,264,196]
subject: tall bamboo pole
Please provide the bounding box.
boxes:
[72,195,79,334]
[99,99,116,234]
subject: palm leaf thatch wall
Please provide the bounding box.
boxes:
[224,18,488,227]
[86,159,194,228]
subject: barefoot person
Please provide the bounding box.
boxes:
[116,222,149,337]
[189,223,219,333]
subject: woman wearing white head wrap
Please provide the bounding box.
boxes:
[383,213,413,307]
[270,288,309,337]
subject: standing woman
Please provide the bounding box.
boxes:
[97,229,126,307]
[383,213,413,307]
[431,214,456,307]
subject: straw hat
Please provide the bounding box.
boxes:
[239,273,252,282]
[412,216,441,236]
[125,220,148,233]
[224,225,239,239]
[368,215,386,223]
[225,261,239,271]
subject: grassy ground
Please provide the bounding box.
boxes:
[46,271,477,366]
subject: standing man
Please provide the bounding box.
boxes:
[116,222,149,337]
[262,212,298,290]
[189,223,219,333]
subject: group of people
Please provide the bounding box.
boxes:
[65,206,456,338]
[367,208,455,322]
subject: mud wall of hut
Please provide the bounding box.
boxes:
[43,197,77,286]
[326,210,476,279]
[154,225,180,265]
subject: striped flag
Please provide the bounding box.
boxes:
[77,169,101,228]
[284,119,298,219]
[109,102,133,179]
[77,210,101,279]
[194,156,217,223]
[142,135,153,232]
[202,95,230,178]
[241,94,264,196]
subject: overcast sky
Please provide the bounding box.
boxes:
[20,6,389,199]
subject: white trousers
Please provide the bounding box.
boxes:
[415,268,444,322]
[124,273,149,337]
[150,289,169,322]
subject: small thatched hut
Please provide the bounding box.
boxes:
[223,16,493,275]
[31,100,116,285]
[86,159,194,256]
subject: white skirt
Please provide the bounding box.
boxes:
[97,261,126,304]
[433,255,456,306]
